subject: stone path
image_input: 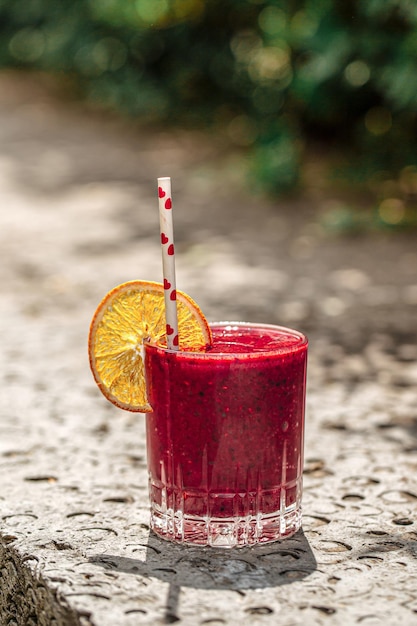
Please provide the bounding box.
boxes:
[1,71,417,625]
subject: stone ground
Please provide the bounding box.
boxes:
[0,70,417,626]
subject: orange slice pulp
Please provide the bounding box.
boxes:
[88,280,212,412]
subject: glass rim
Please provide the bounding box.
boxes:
[145,320,308,359]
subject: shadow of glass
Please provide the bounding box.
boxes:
[90,528,316,591]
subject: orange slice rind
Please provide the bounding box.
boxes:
[88,280,212,412]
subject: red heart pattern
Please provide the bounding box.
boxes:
[159,182,176,335]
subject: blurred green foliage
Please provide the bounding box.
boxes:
[1,0,417,205]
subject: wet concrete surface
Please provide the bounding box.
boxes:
[0,71,417,625]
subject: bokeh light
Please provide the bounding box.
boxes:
[344,60,371,87]
[365,107,392,135]
[9,28,45,62]
[378,198,406,225]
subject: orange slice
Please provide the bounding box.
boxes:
[88,280,212,412]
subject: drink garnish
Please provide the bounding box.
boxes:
[88,280,212,412]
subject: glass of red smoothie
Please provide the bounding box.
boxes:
[144,322,308,548]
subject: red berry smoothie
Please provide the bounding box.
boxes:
[145,322,307,547]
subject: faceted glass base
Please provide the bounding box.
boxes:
[150,504,302,548]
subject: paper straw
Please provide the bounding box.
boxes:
[158,176,179,350]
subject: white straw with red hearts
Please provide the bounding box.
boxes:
[158,177,179,350]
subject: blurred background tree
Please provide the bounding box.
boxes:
[1,0,417,226]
